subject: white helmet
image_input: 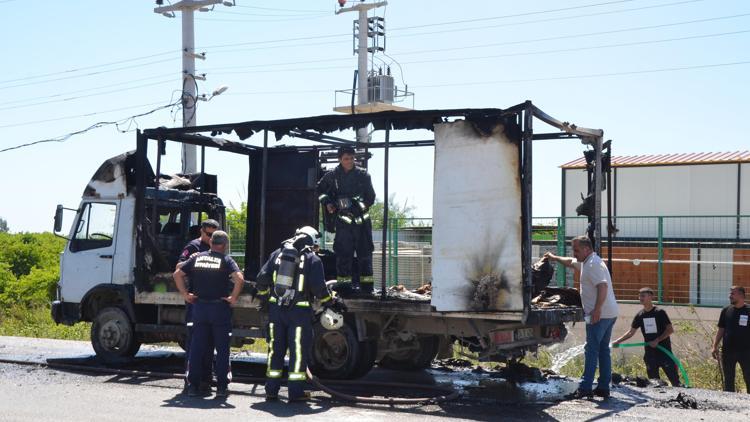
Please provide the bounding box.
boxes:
[296,226,320,247]
[320,308,344,330]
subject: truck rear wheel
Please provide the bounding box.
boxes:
[379,335,440,371]
[91,307,140,363]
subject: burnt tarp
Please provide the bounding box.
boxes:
[143,108,520,144]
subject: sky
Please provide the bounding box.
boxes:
[0,0,748,233]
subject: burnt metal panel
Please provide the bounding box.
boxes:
[246,148,320,278]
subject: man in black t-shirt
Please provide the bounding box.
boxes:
[712,285,750,393]
[174,231,244,398]
[612,287,680,386]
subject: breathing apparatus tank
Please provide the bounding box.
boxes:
[274,242,299,301]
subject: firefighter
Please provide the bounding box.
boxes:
[174,230,244,398]
[176,219,220,394]
[255,226,346,402]
[317,145,376,296]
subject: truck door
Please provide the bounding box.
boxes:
[59,200,120,303]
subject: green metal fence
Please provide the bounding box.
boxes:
[228,216,750,306]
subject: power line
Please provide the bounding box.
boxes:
[389,0,638,32]
[413,60,750,88]
[0,101,180,153]
[0,50,176,86]
[0,78,177,111]
[213,10,329,18]
[233,4,328,13]
[219,59,750,96]
[0,57,179,91]
[388,0,712,39]
[395,30,750,66]
[201,26,749,75]
[200,0,710,53]
[2,73,175,107]
[197,14,329,23]
[0,100,170,130]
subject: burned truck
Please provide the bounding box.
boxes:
[51,102,605,378]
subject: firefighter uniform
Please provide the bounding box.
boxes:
[256,241,333,401]
[317,164,376,294]
[179,250,241,394]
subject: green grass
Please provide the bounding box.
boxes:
[0,304,90,341]
[524,346,746,392]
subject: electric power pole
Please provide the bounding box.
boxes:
[154,0,228,174]
[336,1,388,144]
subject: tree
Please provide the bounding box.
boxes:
[369,194,418,229]
[0,217,8,233]
[225,202,247,241]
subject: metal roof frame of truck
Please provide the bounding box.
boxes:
[138,100,607,324]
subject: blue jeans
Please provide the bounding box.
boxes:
[581,317,616,392]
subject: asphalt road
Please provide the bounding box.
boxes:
[1,336,749,421]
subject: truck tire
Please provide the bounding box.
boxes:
[379,335,440,371]
[91,306,141,363]
[309,322,360,379]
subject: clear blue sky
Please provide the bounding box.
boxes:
[1,0,748,232]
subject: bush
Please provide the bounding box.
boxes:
[0,232,65,307]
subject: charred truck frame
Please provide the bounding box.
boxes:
[52,101,607,379]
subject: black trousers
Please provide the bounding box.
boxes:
[644,351,680,386]
[721,348,750,393]
[265,304,312,399]
[333,218,374,291]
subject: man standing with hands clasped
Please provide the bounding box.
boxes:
[612,287,680,386]
[545,235,619,399]
[712,286,750,393]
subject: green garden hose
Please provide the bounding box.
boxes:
[613,342,690,387]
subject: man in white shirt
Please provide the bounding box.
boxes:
[546,235,619,399]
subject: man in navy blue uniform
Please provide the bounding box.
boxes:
[712,285,750,393]
[317,145,376,296]
[612,287,680,386]
[255,226,346,402]
[176,219,220,393]
[174,230,244,398]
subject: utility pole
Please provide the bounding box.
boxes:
[336,1,388,144]
[154,0,227,174]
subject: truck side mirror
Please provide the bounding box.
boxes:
[54,204,63,233]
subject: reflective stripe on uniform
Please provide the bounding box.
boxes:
[266,370,282,378]
[318,194,329,202]
[293,326,303,373]
[269,296,277,303]
[360,276,374,284]
[266,322,276,376]
[362,213,370,221]
[257,288,270,295]
[337,277,352,284]
[297,255,305,291]
[339,215,353,224]
[319,295,332,303]
[355,217,363,225]
[296,301,310,307]
[288,372,306,381]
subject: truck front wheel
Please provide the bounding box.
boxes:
[91,307,140,363]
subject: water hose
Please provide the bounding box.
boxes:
[613,342,690,387]
[306,367,461,405]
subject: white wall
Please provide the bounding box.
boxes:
[742,163,750,238]
[564,163,744,239]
